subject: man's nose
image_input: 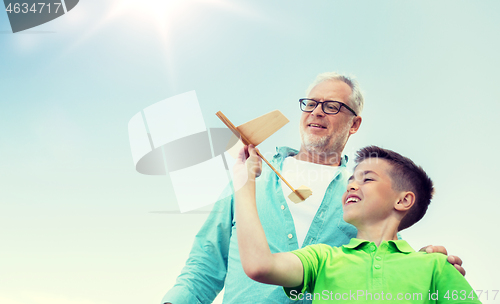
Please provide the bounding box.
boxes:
[311,103,325,116]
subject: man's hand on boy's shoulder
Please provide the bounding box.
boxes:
[419,245,466,276]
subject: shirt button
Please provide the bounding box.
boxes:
[375,256,382,261]
[288,234,293,239]
[374,265,381,269]
[370,246,376,252]
[281,205,285,210]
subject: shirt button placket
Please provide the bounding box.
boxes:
[373,247,381,269]
[372,246,384,290]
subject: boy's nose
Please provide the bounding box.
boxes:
[347,183,359,191]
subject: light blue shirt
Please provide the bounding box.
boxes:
[162,146,357,304]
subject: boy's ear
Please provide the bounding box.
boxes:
[394,192,415,212]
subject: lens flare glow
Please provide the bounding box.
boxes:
[105,0,232,35]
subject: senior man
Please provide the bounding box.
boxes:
[162,72,464,304]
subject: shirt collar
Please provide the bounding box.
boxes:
[340,155,348,167]
[344,238,369,249]
[275,146,299,159]
[274,146,348,168]
[387,240,415,253]
[344,238,415,254]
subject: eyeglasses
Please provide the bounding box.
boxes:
[299,98,358,116]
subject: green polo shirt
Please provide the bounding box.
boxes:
[284,238,481,303]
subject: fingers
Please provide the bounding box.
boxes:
[418,245,431,253]
[247,144,258,156]
[237,146,247,162]
[453,263,466,277]
[247,145,262,177]
[237,145,258,160]
[447,255,463,266]
[422,245,448,255]
[448,255,465,276]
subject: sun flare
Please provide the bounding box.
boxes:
[105,0,231,35]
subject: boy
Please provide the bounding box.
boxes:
[233,145,480,303]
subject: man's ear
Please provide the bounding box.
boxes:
[395,192,415,212]
[349,116,362,135]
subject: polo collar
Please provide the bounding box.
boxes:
[387,240,415,253]
[344,238,369,249]
[344,238,415,253]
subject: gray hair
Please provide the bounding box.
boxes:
[305,72,364,115]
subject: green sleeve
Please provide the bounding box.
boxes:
[283,244,329,300]
[435,258,482,303]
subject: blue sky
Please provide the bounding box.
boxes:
[1,1,499,303]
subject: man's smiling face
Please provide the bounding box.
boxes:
[299,80,357,155]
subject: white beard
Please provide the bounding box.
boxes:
[302,133,330,152]
[300,123,350,155]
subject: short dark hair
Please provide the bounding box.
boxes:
[354,146,434,231]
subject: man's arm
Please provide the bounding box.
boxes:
[161,185,234,304]
[234,145,303,288]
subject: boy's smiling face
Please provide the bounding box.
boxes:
[342,158,404,227]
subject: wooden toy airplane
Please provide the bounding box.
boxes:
[216,110,313,203]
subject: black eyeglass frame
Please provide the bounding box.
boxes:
[299,98,358,116]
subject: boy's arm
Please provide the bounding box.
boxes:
[234,145,304,288]
[434,258,481,303]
